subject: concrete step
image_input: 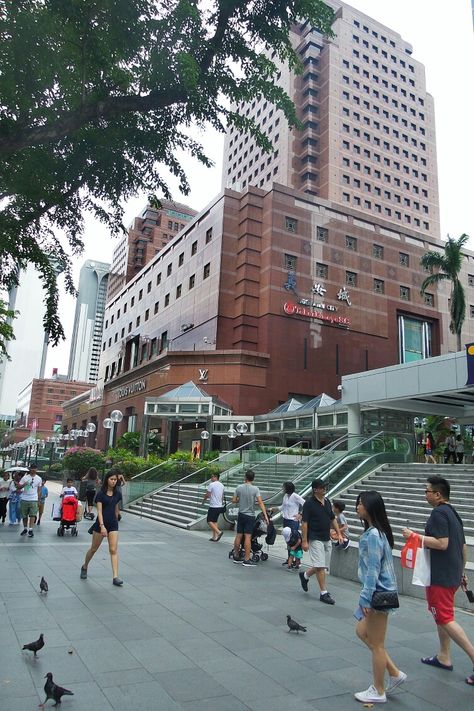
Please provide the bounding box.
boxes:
[127,506,189,529]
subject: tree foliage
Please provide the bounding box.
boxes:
[0,0,334,350]
[420,234,469,351]
[62,446,106,475]
[0,299,16,359]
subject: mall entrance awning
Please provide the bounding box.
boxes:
[143,380,232,419]
[341,350,474,423]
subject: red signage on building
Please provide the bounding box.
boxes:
[283,301,350,328]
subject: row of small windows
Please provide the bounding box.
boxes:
[342,106,426,141]
[105,231,213,327]
[102,264,211,350]
[285,238,422,272]
[342,175,429,212]
[228,148,279,179]
[341,77,419,110]
[228,104,280,152]
[341,193,429,229]
[229,121,280,159]
[344,54,416,89]
[314,264,433,304]
[341,154,429,192]
[352,22,414,61]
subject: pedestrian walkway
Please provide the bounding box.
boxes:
[1,493,474,710]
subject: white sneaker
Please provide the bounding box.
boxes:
[354,685,387,704]
[386,670,407,694]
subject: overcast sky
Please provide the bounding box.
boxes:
[45,0,474,375]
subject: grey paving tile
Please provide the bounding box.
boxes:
[124,637,196,673]
[247,695,323,711]
[94,668,155,688]
[154,667,229,702]
[72,638,143,674]
[208,629,265,653]
[180,695,251,711]
[102,681,182,711]
[210,668,289,702]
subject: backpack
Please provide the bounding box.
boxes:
[265,520,277,545]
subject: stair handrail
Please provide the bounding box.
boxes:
[130,438,276,494]
[290,432,384,487]
[130,438,266,482]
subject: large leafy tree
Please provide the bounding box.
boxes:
[420,234,469,351]
[0,0,334,350]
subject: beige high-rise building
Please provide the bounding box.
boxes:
[222,2,440,238]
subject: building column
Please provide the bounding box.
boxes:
[139,415,150,458]
[347,404,361,437]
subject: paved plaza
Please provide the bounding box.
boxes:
[1,485,474,710]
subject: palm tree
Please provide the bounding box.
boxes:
[420,234,469,352]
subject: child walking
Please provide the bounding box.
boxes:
[331,500,350,550]
[37,478,49,525]
[282,526,303,570]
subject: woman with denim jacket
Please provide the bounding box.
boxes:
[354,490,406,704]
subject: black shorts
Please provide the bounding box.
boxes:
[86,490,95,506]
[237,512,255,535]
[207,507,223,523]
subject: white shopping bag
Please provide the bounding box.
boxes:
[412,535,431,587]
[52,500,62,521]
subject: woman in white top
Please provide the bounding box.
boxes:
[276,482,305,533]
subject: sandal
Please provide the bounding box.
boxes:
[421,655,453,671]
[466,672,474,686]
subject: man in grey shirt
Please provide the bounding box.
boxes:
[232,470,269,567]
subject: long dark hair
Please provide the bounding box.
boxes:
[86,467,98,480]
[356,490,394,548]
[101,468,120,493]
[283,481,295,496]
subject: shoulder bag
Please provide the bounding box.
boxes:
[371,589,399,610]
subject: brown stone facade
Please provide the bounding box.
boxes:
[62,183,474,446]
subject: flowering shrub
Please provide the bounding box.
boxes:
[62,447,106,476]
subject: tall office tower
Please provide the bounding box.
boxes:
[107,201,198,300]
[222,2,440,238]
[0,264,49,421]
[68,260,110,383]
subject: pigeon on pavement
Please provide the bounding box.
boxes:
[39,672,74,707]
[40,577,48,594]
[22,633,44,657]
[286,615,307,633]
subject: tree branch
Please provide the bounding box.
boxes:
[0,87,188,154]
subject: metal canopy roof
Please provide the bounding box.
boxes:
[341,351,474,422]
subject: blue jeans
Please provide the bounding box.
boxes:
[283,518,300,534]
[8,499,21,524]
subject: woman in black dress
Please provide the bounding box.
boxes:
[80,469,123,586]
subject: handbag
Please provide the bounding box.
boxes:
[412,535,431,587]
[371,589,400,610]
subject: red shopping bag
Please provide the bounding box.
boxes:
[401,533,420,569]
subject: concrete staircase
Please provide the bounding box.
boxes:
[338,463,474,555]
[126,460,302,529]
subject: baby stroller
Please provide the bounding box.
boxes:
[229,511,276,563]
[57,495,79,537]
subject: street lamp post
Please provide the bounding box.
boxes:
[103,410,123,450]
[86,421,97,447]
[200,429,210,459]
[227,428,237,450]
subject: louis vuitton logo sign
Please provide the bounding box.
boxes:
[118,380,147,398]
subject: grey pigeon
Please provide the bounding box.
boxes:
[286,615,307,633]
[22,633,44,657]
[39,672,74,707]
[40,577,48,594]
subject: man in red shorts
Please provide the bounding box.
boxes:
[403,475,474,686]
